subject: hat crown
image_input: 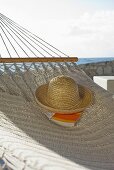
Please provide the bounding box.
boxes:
[47,75,80,110]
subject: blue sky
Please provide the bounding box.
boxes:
[0,0,114,57]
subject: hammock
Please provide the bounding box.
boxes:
[0,13,114,170]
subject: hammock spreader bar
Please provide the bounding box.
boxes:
[0,57,78,63]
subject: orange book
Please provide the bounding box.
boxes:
[52,112,81,123]
[44,112,82,127]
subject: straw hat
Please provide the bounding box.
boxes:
[35,75,93,113]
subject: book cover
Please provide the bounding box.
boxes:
[44,112,81,127]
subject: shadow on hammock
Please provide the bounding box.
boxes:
[0,69,114,170]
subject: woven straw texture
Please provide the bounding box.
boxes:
[0,63,114,170]
[35,75,93,113]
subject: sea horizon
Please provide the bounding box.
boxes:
[77,57,114,65]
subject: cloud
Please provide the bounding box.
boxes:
[69,11,114,36]
[34,11,114,58]
[66,11,114,57]
[69,26,93,37]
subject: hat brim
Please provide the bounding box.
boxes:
[35,83,93,114]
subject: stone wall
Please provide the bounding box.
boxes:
[78,60,114,79]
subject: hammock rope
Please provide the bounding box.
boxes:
[0,13,69,57]
[1,17,60,57]
[0,13,70,58]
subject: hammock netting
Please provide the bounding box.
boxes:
[0,13,114,170]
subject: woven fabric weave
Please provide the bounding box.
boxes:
[0,63,114,170]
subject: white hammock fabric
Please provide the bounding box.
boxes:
[0,13,114,170]
[0,64,114,170]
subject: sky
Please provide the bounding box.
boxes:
[0,0,114,58]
